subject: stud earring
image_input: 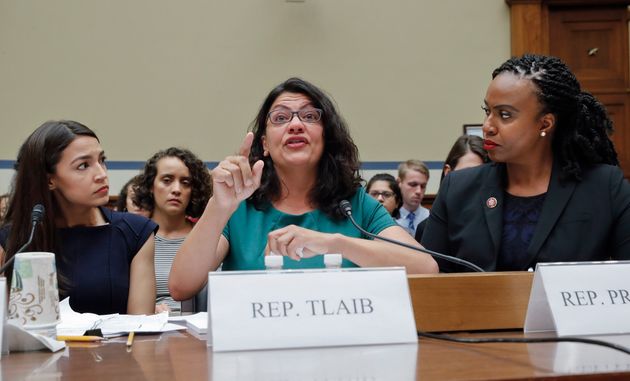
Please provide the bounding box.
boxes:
[540,131,547,137]
[263,150,269,157]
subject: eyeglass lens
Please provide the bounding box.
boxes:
[268,108,322,125]
[369,191,394,199]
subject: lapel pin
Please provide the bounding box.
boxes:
[486,197,498,209]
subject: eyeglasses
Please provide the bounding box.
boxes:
[369,191,395,199]
[267,108,323,125]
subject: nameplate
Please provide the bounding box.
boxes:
[524,261,630,336]
[212,343,418,380]
[206,267,417,352]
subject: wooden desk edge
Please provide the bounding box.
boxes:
[408,271,534,332]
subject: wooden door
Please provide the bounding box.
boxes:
[548,6,630,176]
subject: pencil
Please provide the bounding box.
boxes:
[57,335,105,342]
[126,331,135,348]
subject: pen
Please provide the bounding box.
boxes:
[57,335,105,342]
[126,331,135,348]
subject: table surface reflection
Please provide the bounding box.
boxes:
[2,331,630,380]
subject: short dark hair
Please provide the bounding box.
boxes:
[492,54,618,180]
[441,135,489,182]
[134,147,212,218]
[248,77,362,219]
[366,173,402,219]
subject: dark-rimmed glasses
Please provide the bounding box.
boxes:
[267,108,323,125]
[369,191,395,199]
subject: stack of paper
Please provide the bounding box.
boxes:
[56,298,185,338]
[168,312,207,335]
[187,312,208,334]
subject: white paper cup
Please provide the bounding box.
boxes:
[8,252,60,336]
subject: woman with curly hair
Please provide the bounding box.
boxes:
[170,77,437,300]
[135,147,211,312]
[115,175,149,217]
[422,54,630,272]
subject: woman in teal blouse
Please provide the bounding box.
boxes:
[170,78,437,300]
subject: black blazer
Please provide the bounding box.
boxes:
[421,162,630,272]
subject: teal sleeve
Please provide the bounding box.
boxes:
[222,222,230,243]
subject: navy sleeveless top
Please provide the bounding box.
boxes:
[497,192,546,270]
[0,207,157,314]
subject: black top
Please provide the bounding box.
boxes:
[497,192,546,271]
[421,162,630,272]
[0,207,157,314]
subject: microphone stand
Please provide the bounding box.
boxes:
[339,201,484,273]
[0,205,45,275]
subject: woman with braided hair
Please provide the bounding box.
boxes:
[421,54,630,272]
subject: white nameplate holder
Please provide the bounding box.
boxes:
[524,261,630,336]
[206,264,417,352]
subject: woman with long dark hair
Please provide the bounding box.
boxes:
[170,78,437,300]
[0,120,156,314]
[422,54,630,272]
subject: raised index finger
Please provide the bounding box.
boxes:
[238,132,255,158]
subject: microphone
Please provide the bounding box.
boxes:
[0,204,45,274]
[339,200,484,272]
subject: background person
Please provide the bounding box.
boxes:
[415,135,488,241]
[421,54,630,272]
[134,147,211,313]
[366,173,402,218]
[170,78,437,300]
[0,194,9,225]
[115,175,150,217]
[0,120,156,314]
[440,135,489,182]
[396,160,430,235]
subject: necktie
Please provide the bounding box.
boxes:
[407,211,416,233]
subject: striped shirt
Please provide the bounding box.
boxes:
[155,235,186,312]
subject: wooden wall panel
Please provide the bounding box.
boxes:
[549,7,628,91]
[507,0,630,177]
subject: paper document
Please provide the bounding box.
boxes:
[5,320,66,352]
[56,298,186,337]
[169,312,207,334]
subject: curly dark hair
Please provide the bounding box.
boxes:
[134,147,212,218]
[248,77,362,219]
[115,174,142,212]
[492,54,618,181]
[366,173,402,219]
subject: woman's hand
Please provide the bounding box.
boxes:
[264,225,338,261]
[211,132,264,212]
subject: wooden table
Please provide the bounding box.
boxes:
[3,330,630,380]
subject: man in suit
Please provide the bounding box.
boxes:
[396,160,430,236]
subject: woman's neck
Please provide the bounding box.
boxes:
[151,210,192,239]
[55,205,105,228]
[506,154,554,196]
[273,166,317,214]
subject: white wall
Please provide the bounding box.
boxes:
[0,0,510,195]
